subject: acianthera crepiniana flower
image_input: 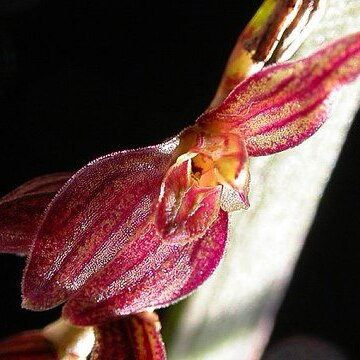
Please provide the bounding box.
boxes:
[0,311,165,359]
[0,31,359,332]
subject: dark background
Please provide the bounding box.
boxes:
[0,1,359,359]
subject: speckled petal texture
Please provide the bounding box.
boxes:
[22,138,180,311]
[17,28,360,331]
[198,31,360,156]
[63,210,227,325]
[90,313,166,360]
[0,173,72,255]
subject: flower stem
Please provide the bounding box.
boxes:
[42,318,95,360]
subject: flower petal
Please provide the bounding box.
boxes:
[0,173,72,203]
[0,330,58,360]
[62,210,228,326]
[0,173,72,255]
[211,0,325,106]
[155,160,221,244]
[22,138,180,311]
[198,31,360,156]
[90,312,166,360]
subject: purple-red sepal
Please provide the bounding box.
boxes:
[0,173,72,255]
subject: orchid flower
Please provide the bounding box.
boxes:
[0,312,165,359]
[1,30,359,330]
[1,1,360,359]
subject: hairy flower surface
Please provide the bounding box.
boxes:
[1,31,360,327]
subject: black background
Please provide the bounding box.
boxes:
[0,1,359,359]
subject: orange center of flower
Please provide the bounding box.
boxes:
[178,125,250,197]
